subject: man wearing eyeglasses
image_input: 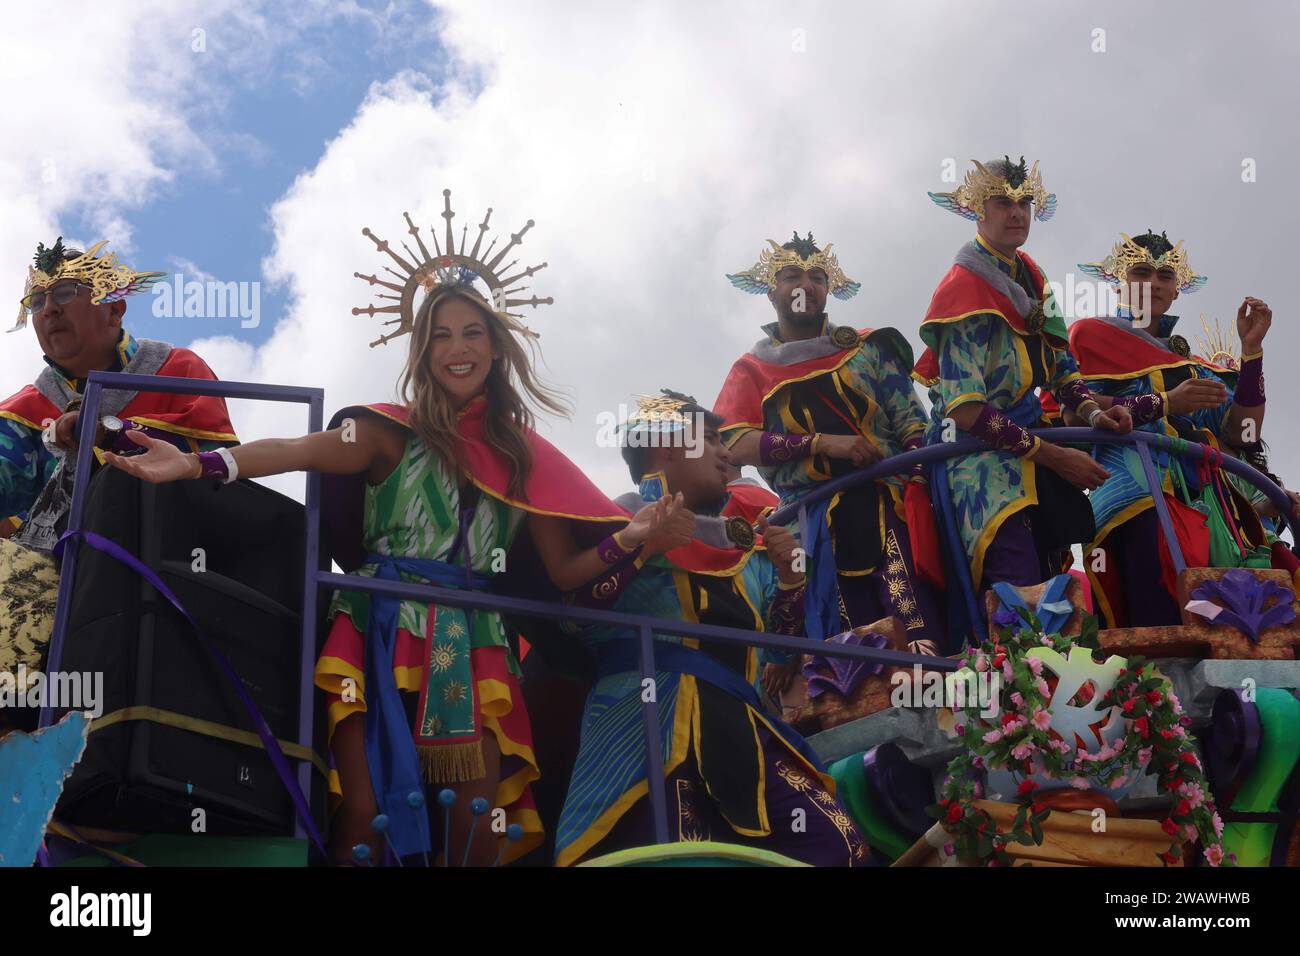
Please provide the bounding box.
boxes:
[0,238,238,715]
[1,237,239,549]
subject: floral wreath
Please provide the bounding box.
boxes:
[930,606,1229,867]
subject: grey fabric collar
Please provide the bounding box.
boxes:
[34,338,172,417]
[614,491,737,550]
[749,320,850,366]
[953,242,1033,320]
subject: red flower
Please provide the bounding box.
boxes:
[1160,729,1176,739]
[1180,752,1199,765]
[1001,712,1018,728]
[1176,800,1192,817]
[1135,716,1150,739]
[993,654,1007,668]
[1018,780,1039,796]
[1146,690,1163,706]
[1122,699,1136,715]
[1032,802,1046,815]
[946,802,963,823]
[1161,817,1180,836]
[1160,851,1178,865]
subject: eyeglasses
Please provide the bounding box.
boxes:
[20,282,91,315]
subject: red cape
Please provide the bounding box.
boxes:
[1068,317,1236,380]
[914,251,1062,385]
[322,400,628,573]
[714,327,911,436]
[0,347,237,442]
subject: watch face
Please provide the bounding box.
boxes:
[100,415,124,433]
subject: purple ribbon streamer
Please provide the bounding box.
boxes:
[53,529,327,858]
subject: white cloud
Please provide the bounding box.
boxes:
[9,0,1300,517]
[201,0,1300,510]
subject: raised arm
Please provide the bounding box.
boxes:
[104,415,403,484]
[527,493,695,594]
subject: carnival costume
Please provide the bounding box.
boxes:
[315,194,626,863]
[555,393,868,867]
[714,234,943,646]
[919,158,1101,644]
[0,239,236,684]
[1071,231,1276,625]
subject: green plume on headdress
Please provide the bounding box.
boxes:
[1133,229,1175,258]
[782,231,820,258]
[33,236,67,274]
[1002,156,1029,188]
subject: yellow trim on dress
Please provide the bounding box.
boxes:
[1085,497,1157,627]
[969,460,1039,589]
[554,674,697,867]
[0,408,48,431]
[125,416,238,442]
[944,391,987,415]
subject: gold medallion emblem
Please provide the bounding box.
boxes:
[830,325,859,349]
[1168,334,1191,357]
[726,515,755,551]
[1025,304,1046,335]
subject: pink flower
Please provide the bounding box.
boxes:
[1011,742,1034,761]
[1212,812,1225,837]
[1002,661,1015,682]
[1069,776,1090,790]
[973,782,984,799]
[1032,710,1052,731]
[1138,747,1153,766]
[972,755,985,769]
[974,655,989,673]
[1051,739,1071,755]
[1183,825,1199,842]
[1179,782,1205,808]
[1036,678,1050,697]
[1109,774,1129,790]
[954,724,965,736]
[1027,657,1043,677]
[1010,692,1025,710]
[1205,844,1224,867]
[1168,692,1183,712]
[983,730,1003,744]
[1112,737,1126,753]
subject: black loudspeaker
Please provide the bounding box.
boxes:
[53,465,328,838]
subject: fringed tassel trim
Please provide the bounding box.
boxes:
[418,739,486,783]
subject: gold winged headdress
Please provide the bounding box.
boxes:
[928,156,1057,223]
[1077,230,1207,295]
[352,189,553,348]
[726,232,861,300]
[11,237,166,332]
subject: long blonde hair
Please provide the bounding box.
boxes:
[397,284,569,499]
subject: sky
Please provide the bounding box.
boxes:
[4,0,1298,505]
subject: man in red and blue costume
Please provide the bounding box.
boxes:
[714,233,944,652]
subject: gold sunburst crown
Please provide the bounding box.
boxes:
[12,237,166,333]
[1078,231,1207,295]
[352,189,553,348]
[1196,314,1239,370]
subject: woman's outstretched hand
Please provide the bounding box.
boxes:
[103,430,199,483]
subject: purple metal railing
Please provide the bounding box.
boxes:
[41,372,1298,856]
